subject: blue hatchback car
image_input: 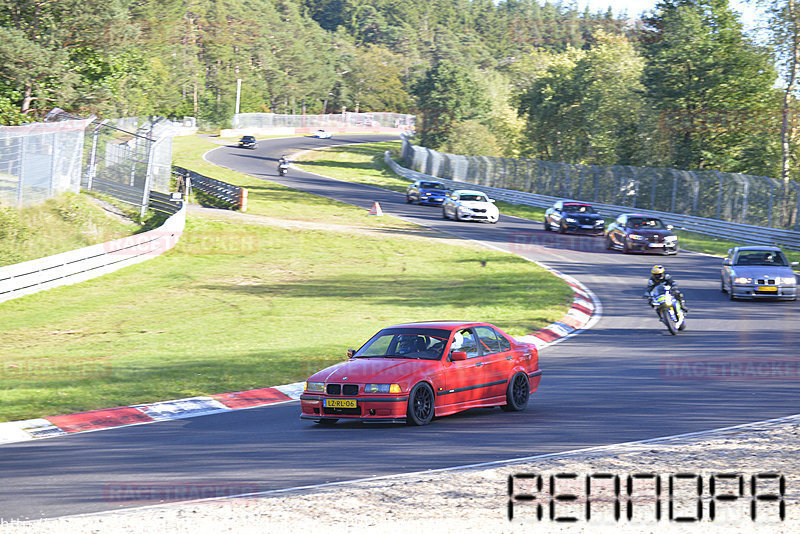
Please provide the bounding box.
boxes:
[406,180,449,206]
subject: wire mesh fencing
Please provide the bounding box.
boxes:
[0,119,94,208]
[402,137,800,230]
[0,113,183,219]
[82,117,179,217]
[232,112,415,130]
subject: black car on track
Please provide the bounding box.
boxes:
[543,200,605,235]
[238,135,257,149]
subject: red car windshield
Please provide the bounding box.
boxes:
[355,328,451,360]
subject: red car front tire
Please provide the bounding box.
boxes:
[407,382,435,425]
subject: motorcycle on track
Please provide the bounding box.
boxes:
[646,283,686,335]
[278,160,289,176]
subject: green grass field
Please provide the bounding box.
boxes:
[0,136,574,422]
[0,193,141,266]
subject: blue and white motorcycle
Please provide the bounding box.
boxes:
[646,283,686,335]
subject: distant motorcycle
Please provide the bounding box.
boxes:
[646,283,686,335]
[278,160,289,176]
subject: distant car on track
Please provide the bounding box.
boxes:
[543,200,605,235]
[313,129,332,139]
[406,180,449,206]
[720,246,798,301]
[237,135,257,149]
[300,321,541,426]
[442,190,500,223]
[605,213,679,255]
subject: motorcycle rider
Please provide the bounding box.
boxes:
[277,154,289,170]
[645,265,688,312]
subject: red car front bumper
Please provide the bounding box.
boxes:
[299,393,410,423]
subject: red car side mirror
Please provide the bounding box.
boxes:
[451,351,468,361]
[346,349,356,358]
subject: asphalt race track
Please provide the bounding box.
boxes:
[2,135,799,522]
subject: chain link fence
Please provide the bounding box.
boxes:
[402,137,800,230]
[232,112,415,130]
[82,117,178,217]
[0,113,185,220]
[0,119,94,208]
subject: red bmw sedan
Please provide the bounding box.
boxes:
[300,321,541,426]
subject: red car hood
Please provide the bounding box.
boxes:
[308,357,440,384]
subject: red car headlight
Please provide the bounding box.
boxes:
[304,381,324,393]
[364,383,402,394]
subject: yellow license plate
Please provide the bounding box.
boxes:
[324,398,357,408]
[757,286,778,292]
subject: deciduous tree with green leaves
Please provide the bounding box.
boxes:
[755,0,800,224]
[413,60,490,149]
[640,0,777,172]
[341,44,411,112]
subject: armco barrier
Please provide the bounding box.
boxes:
[175,166,246,211]
[385,153,800,252]
[149,190,184,215]
[0,203,186,304]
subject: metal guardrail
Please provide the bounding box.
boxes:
[174,166,246,211]
[0,204,186,304]
[90,178,142,206]
[148,191,184,215]
[89,178,183,215]
[386,153,800,252]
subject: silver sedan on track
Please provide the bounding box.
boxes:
[721,246,798,301]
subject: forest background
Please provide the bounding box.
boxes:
[0,0,798,184]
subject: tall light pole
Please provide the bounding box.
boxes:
[235,79,242,115]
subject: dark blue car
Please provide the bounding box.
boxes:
[544,200,605,235]
[406,180,449,206]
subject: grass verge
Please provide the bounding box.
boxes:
[0,137,574,422]
[0,193,140,266]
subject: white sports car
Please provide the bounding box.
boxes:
[314,129,332,139]
[442,189,500,223]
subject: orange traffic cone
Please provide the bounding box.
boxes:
[368,202,383,216]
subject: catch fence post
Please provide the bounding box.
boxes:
[140,135,155,219]
[17,135,26,207]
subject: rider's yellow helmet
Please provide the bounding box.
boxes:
[651,265,665,276]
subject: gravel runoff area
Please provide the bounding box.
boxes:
[4,414,798,534]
